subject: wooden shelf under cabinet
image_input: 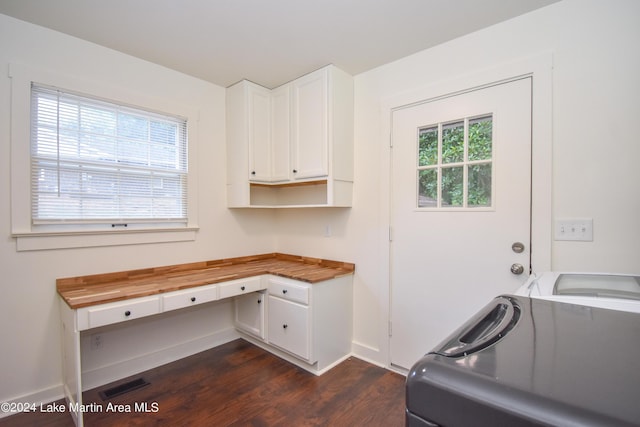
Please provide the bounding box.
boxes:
[242,179,352,208]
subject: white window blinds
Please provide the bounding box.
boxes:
[30,84,188,225]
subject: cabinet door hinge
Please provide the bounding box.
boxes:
[388,321,393,337]
[389,226,393,242]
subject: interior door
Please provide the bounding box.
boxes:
[390,77,532,371]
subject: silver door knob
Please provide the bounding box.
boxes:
[510,263,525,275]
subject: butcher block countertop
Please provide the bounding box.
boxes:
[57,253,355,309]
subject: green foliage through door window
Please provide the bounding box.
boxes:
[417,115,492,208]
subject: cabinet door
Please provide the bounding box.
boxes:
[270,84,290,182]
[267,295,311,361]
[248,84,272,182]
[235,291,266,339]
[291,68,328,180]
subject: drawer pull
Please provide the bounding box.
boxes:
[257,299,262,304]
[282,289,288,294]
[283,324,288,329]
[191,297,196,302]
[241,286,246,291]
[124,310,131,317]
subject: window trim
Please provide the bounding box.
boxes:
[9,63,200,251]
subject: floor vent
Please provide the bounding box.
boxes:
[99,377,150,400]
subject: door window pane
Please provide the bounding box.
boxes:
[468,163,492,207]
[469,116,492,161]
[418,126,438,166]
[442,121,464,164]
[418,169,438,207]
[441,166,463,207]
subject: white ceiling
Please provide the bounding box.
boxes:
[0,0,559,88]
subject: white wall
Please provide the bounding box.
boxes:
[275,0,640,365]
[0,14,276,405]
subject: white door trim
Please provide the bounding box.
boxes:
[376,52,553,370]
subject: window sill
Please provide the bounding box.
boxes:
[13,227,199,251]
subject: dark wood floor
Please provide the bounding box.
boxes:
[1,339,406,426]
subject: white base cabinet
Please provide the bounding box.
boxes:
[267,295,310,360]
[235,290,266,340]
[237,274,353,374]
[59,257,353,427]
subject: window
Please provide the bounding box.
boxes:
[9,64,198,251]
[30,84,188,227]
[417,115,493,209]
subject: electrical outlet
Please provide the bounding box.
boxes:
[555,218,593,241]
[91,334,103,350]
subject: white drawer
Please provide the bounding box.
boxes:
[268,278,309,305]
[218,277,263,299]
[162,284,218,312]
[78,296,161,330]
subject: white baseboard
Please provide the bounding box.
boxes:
[238,333,322,375]
[238,332,355,376]
[351,340,386,369]
[0,384,65,419]
[82,328,240,391]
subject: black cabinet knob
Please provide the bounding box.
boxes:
[251,171,256,175]
[191,297,196,302]
[283,324,288,329]
[292,169,298,173]
[124,310,131,317]
[241,286,246,291]
[282,289,288,294]
[257,299,262,304]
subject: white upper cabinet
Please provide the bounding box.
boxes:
[291,68,328,180]
[226,65,354,208]
[270,84,291,182]
[248,84,272,182]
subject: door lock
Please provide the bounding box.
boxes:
[511,242,525,253]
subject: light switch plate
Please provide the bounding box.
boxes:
[555,218,593,241]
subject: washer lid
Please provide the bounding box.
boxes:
[554,273,640,300]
